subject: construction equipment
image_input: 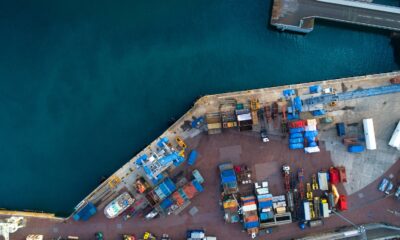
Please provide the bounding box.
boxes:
[309,201,316,219]
[108,175,121,189]
[250,98,260,111]
[143,232,156,240]
[313,197,321,219]
[265,104,272,123]
[298,168,305,200]
[281,104,288,134]
[175,136,187,149]
[306,183,313,201]
[282,165,291,192]
[312,174,319,190]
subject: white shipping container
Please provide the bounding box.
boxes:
[303,201,311,221]
[318,172,329,191]
[321,202,329,218]
[363,118,377,150]
[389,121,400,150]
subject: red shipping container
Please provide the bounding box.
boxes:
[329,167,340,185]
[338,195,347,211]
[288,120,306,128]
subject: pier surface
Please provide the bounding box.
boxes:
[270,0,400,33]
[1,71,400,239]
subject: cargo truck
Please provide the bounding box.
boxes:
[320,199,330,218]
[219,162,239,194]
[318,172,329,191]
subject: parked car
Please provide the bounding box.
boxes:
[385,181,394,195]
[260,129,269,142]
[394,186,400,199]
[95,232,103,240]
[378,178,389,192]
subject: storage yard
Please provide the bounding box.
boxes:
[2,72,400,240]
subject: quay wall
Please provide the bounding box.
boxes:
[1,71,399,221]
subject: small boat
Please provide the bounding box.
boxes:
[104,192,135,219]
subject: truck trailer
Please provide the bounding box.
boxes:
[389,121,400,150]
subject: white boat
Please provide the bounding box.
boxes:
[104,192,135,218]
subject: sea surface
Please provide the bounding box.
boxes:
[0,0,398,216]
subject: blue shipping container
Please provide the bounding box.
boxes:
[308,141,318,147]
[289,143,304,149]
[290,133,303,139]
[245,221,260,229]
[336,123,346,136]
[289,138,304,144]
[348,145,365,153]
[289,127,304,134]
[187,150,198,166]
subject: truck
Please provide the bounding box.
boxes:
[388,121,400,150]
[241,195,260,238]
[363,118,377,150]
[302,201,311,221]
[318,172,329,191]
[320,199,330,218]
[336,123,345,137]
[219,162,239,194]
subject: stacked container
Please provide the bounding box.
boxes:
[304,119,320,153]
[241,195,260,234]
[288,121,305,149]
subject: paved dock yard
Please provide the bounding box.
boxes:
[2,72,400,239]
[270,0,400,33]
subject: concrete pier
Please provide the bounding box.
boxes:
[270,0,400,33]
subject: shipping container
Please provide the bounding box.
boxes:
[318,172,329,191]
[289,138,304,144]
[288,120,306,128]
[348,145,365,153]
[289,143,304,149]
[187,150,198,166]
[302,201,311,221]
[289,127,304,134]
[290,133,303,139]
[329,167,340,185]
[388,121,400,149]
[363,118,377,150]
[336,123,346,136]
[337,195,347,211]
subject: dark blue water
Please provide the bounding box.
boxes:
[0,0,397,216]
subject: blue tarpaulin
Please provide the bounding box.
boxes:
[192,180,204,192]
[157,137,169,148]
[160,198,173,210]
[312,109,326,116]
[73,202,97,221]
[135,154,147,166]
[221,169,237,184]
[187,150,198,166]
[283,89,295,97]
[294,97,303,112]
[309,85,321,94]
